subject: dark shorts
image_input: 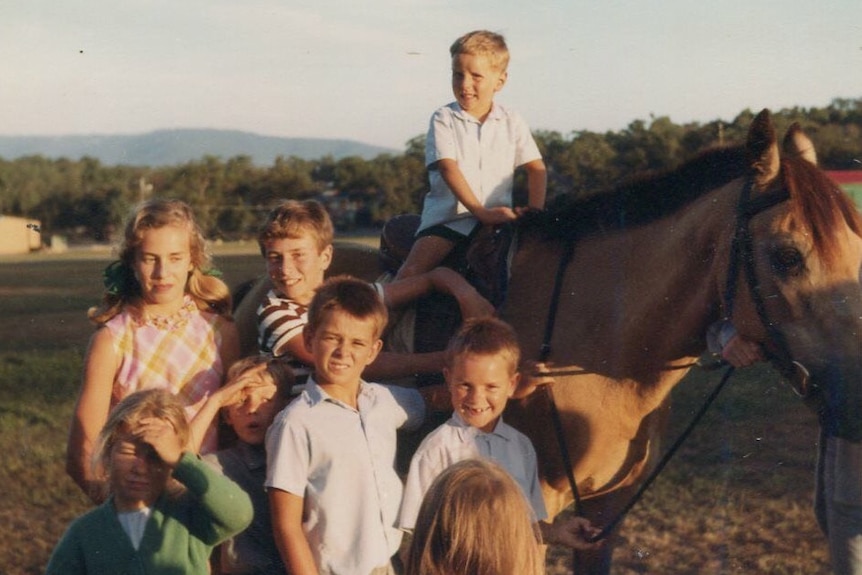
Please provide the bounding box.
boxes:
[415,222,478,244]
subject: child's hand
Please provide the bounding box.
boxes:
[513,361,554,399]
[476,206,518,225]
[214,365,271,409]
[513,206,544,217]
[134,417,184,468]
[540,515,604,551]
[721,334,764,368]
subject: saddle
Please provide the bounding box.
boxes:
[379,215,514,387]
[379,214,514,308]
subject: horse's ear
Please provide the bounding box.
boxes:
[746,109,780,188]
[783,122,818,165]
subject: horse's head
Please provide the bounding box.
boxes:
[728,109,862,440]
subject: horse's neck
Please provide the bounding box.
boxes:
[507,184,738,380]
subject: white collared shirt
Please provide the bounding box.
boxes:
[398,411,547,530]
[265,377,424,575]
[419,101,542,234]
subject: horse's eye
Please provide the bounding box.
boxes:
[770,246,805,277]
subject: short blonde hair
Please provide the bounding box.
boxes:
[445,317,520,375]
[306,275,388,340]
[450,30,510,72]
[405,458,544,575]
[258,199,334,254]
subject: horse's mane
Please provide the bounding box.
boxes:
[521,146,862,266]
[783,157,862,268]
[521,145,751,241]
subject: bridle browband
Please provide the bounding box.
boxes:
[536,175,807,553]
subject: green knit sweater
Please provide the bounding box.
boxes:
[45,452,253,575]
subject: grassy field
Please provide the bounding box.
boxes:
[0,245,831,574]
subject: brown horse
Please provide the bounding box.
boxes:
[502,109,862,571]
[232,110,862,572]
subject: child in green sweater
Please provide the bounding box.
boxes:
[46,389,253,574]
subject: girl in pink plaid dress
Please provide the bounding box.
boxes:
[66,199,240,502]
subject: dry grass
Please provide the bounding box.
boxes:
[0,245,833,574]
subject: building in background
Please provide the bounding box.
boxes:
[0,215,42,255]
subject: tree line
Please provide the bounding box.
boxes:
[1,98,859,243]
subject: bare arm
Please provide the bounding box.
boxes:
[270,489,319,575]
[188,368,271,452]
[382,267,494,319]
[66,327,119,502]
[363,350,447,382]
[522,158,547,211]
[436,159,518,225]
[187,319,241,452]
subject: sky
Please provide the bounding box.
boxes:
[2,0,861,151]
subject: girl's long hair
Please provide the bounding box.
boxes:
[405,458,544,575]
[88,198,232,324]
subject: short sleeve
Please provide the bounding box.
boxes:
[426,106,457,166]
[512,110,542,168]
[257,293,307,357]
[265,411,310,496]
[399,446,446,530]
[386,385,425,432]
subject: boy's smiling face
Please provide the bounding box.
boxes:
[304,308,382,392]
[446,352,518,433]
[264,235,332,305]
[451,52,507,122]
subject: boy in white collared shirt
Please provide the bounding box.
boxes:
[396,30,546,280]
[266,276,424,575]
[399,317,599,551]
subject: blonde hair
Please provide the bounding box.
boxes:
[306,275,388,340]
[445,317,520,374]
[92,389,190,501]
[450,30,510,72]
[405,458,544,575]
[88,198,232,324]
[257,199,334,254]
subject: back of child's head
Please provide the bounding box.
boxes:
[257,199,334,255]
[93,389,189,498]
[450,30,509,72]
[306,275,388,340]
[405,458,543,575]
[445,317,520,375]
[226,354,295,408]
[88,198,232,323]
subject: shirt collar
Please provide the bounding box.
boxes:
[450,101,503,124]
[304,377,373,410]
[451,411,514,442]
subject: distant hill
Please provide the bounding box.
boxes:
[0,129,399,166]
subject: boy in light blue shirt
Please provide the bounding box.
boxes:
[266,276,424,575]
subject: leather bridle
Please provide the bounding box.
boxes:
[535,175,812,553]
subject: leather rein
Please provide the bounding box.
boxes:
[536,176,805,544]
